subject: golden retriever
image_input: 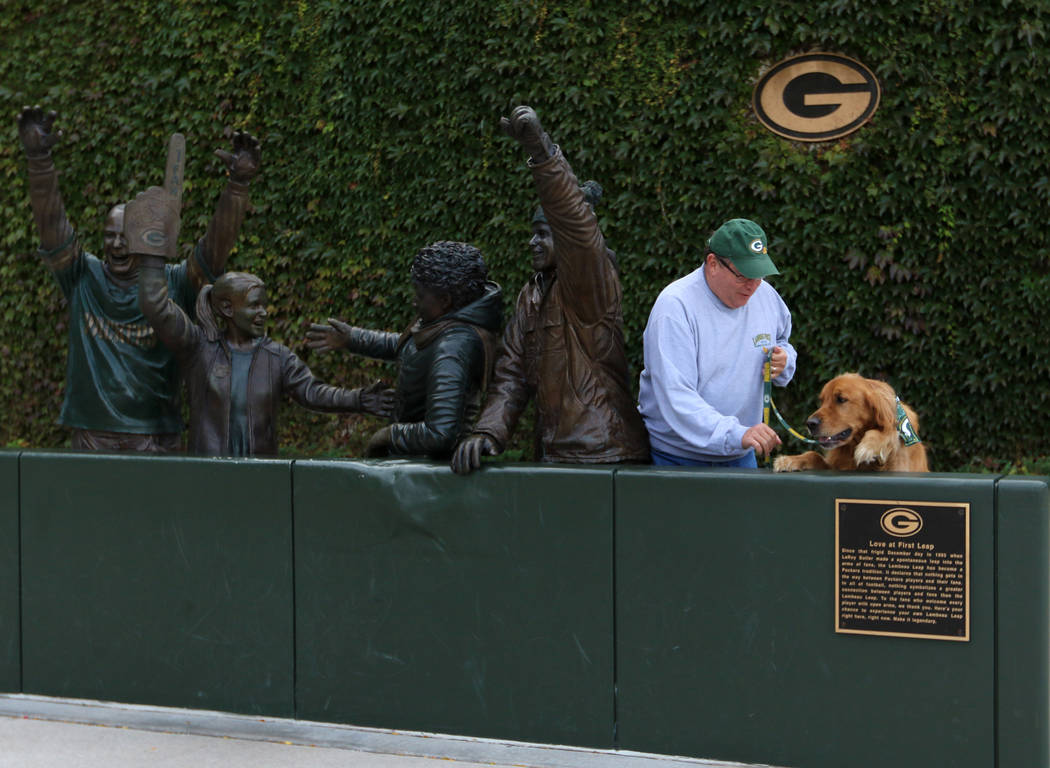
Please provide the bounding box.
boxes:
[773,373,928,472]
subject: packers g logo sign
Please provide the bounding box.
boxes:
[753,53,880,142]
[880,508,923,537]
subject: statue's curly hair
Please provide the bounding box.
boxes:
[410,241,488,310]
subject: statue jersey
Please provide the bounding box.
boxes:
[52,248,196,434]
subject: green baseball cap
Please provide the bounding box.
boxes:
[707,218,780,278]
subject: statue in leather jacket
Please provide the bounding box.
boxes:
[125,186,392,457]
[452,106,650,474]
[307,241,502,459]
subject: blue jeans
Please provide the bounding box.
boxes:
[650,446,758,468]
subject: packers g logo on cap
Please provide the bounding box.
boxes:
[750,238,765,254]
[753,52,880,142]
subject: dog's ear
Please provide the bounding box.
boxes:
[864,378,899,433]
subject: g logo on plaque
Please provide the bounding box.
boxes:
[753,52,881,142]
[880,508,923,537]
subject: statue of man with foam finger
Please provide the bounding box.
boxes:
[16,105,260,452]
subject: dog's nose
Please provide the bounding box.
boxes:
[806,417,821,434]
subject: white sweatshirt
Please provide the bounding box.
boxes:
[638,265,796,461]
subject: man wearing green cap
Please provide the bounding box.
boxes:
[638,218,796,467]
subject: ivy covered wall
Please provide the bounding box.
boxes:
[1,0,1047,468]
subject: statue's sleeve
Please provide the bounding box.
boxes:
[138,255,201,355]
[470,298,532,452]
[388,327,482,456]
[25,153,80,278]
[343,327,402,360]
[529,147,616,324]
[186,179,251,292]
[280,349,364,412]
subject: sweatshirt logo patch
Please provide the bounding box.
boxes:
[753,333,772,348]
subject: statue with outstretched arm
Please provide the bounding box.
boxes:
[128,181,393,458]
[16,105,260,451]
[306,241,501,459]
[451,106,649,474]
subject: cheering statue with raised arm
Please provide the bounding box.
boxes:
[16,106,260,452]
[451,105,649,473]
[126,163,393,457]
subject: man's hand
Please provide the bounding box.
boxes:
[764,346,788,379]
[450,435,498,475]
[124,186,180,259]
[741,424,782,457]
[365,426,394,458]
[17,106,61,158]
[359,380,396,419]
[214,131,261,184]
[499,105,554,163]
[305,318,353,352]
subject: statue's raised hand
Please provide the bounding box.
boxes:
[214,130,261,184]
[500,105,553,163]
[17,105,61,158]
[305,318,354,353]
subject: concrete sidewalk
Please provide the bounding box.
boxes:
[0,695,765,768]
[0,716,492,768]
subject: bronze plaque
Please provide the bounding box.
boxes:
[753,52,881,142]
[836,498,969,641]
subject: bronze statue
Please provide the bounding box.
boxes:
[16,106,260,452]
[306,241,501,458]
[451,106,650,473]
[126,179,393,457]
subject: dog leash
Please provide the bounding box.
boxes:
[763,351,820,446]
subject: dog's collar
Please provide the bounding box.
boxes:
[895,396,922,446]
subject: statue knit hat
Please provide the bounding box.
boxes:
[533,180,603,225]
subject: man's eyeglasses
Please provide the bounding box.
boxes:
[715,255,758,284]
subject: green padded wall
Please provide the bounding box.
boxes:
[20,453,294,716]
[615,470,995,768]
[293,460,614,747]
[0,452,18,693]
[996,476,1050,768]
[6,454,1046,766]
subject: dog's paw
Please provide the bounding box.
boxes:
[773,455,803,472]
[854,440,890,466]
